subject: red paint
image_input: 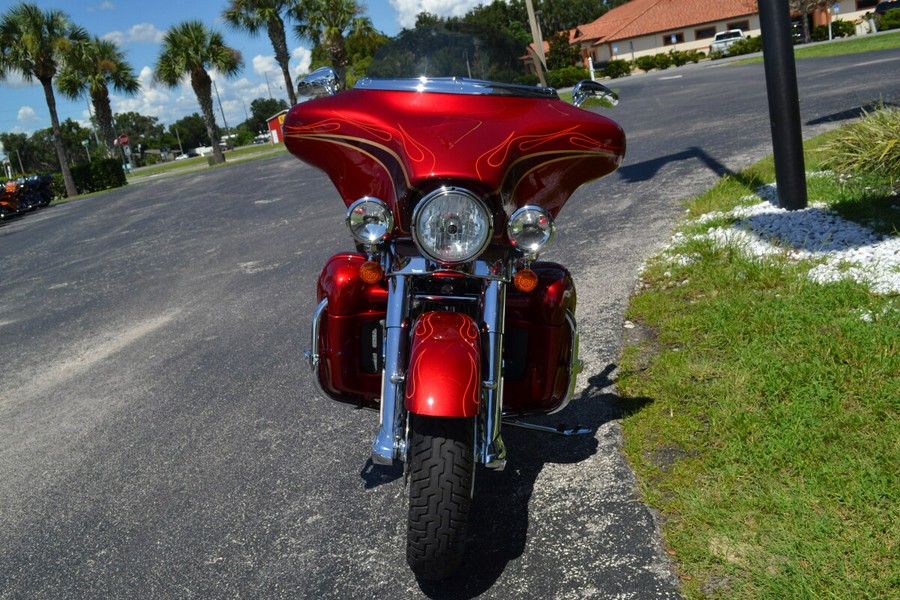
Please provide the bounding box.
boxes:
[283,88,625,232]
[405,312,481,417]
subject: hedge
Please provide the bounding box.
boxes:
[70,158,128,195]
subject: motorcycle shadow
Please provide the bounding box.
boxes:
[416,363,654,599]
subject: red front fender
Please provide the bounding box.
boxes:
[405,312,481,418]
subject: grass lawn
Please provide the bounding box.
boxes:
[732,28,900,65]
[617,111,899,598]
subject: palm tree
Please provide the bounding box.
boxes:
[223,0,300,105]
[154,21,243,165]
[292,0,365,90]
[0,3,87,197]
[57,36,140,158]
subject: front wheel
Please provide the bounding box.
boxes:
[406,414,475,581]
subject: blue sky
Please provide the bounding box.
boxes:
[0,0,490,149]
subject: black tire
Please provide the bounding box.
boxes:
[406,414,475,581]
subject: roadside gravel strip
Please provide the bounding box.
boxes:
[662,179,900,296]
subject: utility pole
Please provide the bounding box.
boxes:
[758,0,807,210]
[525,0,548,87]
[213,80,231,146]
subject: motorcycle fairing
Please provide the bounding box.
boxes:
[283,86,626,232]
[405,311,481,418]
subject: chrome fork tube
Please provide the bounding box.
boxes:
[480,279,507,470]
[371,274,409,464]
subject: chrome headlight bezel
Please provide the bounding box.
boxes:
[507,205,555,258]
[345,197,394,244]
[411,187,493,265]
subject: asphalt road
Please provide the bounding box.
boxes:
[2,46,899,599]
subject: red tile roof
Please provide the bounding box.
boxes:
[575,0,758,45]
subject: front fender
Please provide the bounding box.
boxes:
[405,312,481,418]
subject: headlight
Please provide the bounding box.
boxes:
[412,187,492,264]
[508,205,554,257]
[346,197,393,244]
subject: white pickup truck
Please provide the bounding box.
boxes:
[710,29,746,55]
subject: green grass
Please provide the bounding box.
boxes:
[731,29,900,65]
[618,113,900,598]
[126,143,287,179]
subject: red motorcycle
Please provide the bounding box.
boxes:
[284,30,625,581]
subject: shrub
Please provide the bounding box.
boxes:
[547,65,590,88]
[669,50,690,67]
[832,19,856,37]
[653,52,672,70]
[633,55,657,72]
[811,21,854,41]
[70,158,127,194]
[603,59,632,79]
[823,106,900,177]
[878,8,900,30]
[728,35,763,56]
[513,73,540,86]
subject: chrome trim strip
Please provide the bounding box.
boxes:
[387,255,511,282]
[479,279,507,470]
[548,309,583,415]
[371,275,410,464]
[413,294,479,303]
[304,299,330,400]
[355,77,559,100]
[502,419,592,436]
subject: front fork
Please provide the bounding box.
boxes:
[370,275,507,471]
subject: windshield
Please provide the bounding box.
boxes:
[365,25,531,83]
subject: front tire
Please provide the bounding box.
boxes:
[406,414,475,581]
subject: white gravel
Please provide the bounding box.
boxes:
[664,180,900,295]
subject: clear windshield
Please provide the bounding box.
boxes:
[365,25,531,83]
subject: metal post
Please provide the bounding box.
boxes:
[213,81,231,148]
[758,0,807,210]
[525,0,547,87]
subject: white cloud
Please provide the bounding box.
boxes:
[128,23,165,44]
[101,30,126,46]
[389,0,487,29]
[252,55,278,76]
[17,106,39,126]
[102,22,165,46]
[87,1,115,11]
[291,46,312,78]
[1,70,35,88]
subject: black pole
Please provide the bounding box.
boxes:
[758,0,807,210]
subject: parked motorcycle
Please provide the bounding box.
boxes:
[284,29,626,580]
[1,175,53,220]
[1,180,23,220]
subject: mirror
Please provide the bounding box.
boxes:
[298,67,339,97]
[572,80,619,108]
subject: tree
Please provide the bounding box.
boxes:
[223,0,301,105]
[56,36,140,157]
[154,21,243,165]
[547,30,579,70]
[169,113,211,151]
[0,3,87,197]
[790,0,828,44]
[114,112,165,142]
[0,131,36,175]
[539,0,609,34]
[243,97,288,134]
[292,0,366,90]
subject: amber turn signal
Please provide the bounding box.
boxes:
[513,268,538,293]
[359,260,384,284]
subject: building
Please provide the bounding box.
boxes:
[572,0,881,67]
[266,110,288,144]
